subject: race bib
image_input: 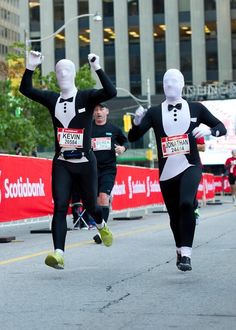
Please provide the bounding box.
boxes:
[57,128,84,148]
[92,137,111,151]
[161,134,190,157]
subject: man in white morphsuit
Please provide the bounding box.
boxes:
[20,51,117,269]
[128,69,226,271]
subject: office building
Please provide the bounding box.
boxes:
[0,0,20,61]
[0,0,20,79]
[18,0,236,99]
[0,0,233,164]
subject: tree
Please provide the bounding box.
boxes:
[0,43,96,155]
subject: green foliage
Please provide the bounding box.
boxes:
[41,63,96,91]
[0,44,96,155]
[76,63,96,90]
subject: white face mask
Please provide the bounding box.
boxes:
[55,59,76,92]
[163,69,184,102]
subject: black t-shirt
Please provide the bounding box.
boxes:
[92,121,129,170]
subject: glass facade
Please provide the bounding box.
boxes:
[78,0,89,66]
[23,0,235,93]
[204,1,217,82]
[54,0,65,62]
[128,1,140,94]
[0,0,20,60]
[153,4,165,93]
[103,0,115,81]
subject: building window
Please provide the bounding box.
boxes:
[179,7,192,83]
[128,0,139,16]
[103,1,115,81]
[205,3,217,81]
[128,1,140,94]
[78,0,89,66]
[54,0,65,63]
[153,0,164,14]
[204,0,216,11]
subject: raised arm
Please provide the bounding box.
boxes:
[19,51,54,106]
[88,53,117,103]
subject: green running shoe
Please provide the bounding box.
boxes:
[194,207,200,225]
[45,251,64,269]
[98,224,113,247]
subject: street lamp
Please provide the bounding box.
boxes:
[117,79,155,168]
[25,12,102,49]
[117,87,150,108]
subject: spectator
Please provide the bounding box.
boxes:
[224,149,236,206]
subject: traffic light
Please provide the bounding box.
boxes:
[146,149,153,161]
[123,114,132,132]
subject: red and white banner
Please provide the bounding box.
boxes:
[222,175,231,194]
[213,175,231,194]
[196,173,215,201]
[214,175,224,194]
[0,155,217,223]
[111,165,164,210]
[0,154,53,222]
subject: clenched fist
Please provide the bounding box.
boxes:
[88,53,101,71]
[192,126,211,138]
[133,105,147,126]
[26,50,44,71]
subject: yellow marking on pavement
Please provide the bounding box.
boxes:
[201,206,235,219]
[0,206,234,266]
[0,223,167,266]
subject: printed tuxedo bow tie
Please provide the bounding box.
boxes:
[59,97,73,103]
[168,103,182,111]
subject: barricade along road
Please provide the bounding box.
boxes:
[0,196,235,330]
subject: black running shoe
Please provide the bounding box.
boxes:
[179,256,192,271]
[93,234,102,244]
[176,253,181,269]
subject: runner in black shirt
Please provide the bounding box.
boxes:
[91,103,129,243]
[20,51,117,269]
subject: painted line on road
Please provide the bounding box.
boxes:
[0,206,234,266]
[0,223,168,266]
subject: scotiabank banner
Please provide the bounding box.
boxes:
[0,155,216,223]
[111,165,164,210]
[196,173,215,200]
[0,154,53,222]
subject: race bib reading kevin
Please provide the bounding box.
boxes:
[57,128,84,148]
[161,134,190,157]
[92,137,111,151]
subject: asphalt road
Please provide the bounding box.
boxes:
[0,196,235,330]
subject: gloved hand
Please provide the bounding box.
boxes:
[114,144,126,156]
[192,126,211,138]
[133,105,146,126]
[88,53,101,71]
[26,50,44,71]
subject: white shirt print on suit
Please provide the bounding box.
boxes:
[160,99,193,181]
[55,91,88,163]
[55,90,77,128]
